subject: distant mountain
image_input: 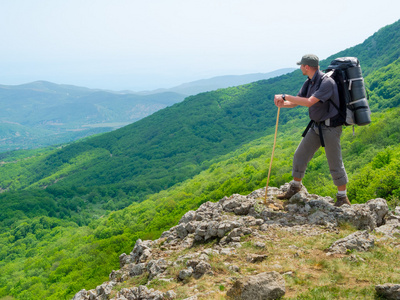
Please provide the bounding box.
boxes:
[0,69,295,152]
[139,68,295,95]
[0,81,185,151]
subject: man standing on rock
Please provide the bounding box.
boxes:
[273,54,351,207]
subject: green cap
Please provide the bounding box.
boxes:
[297,54,319,67]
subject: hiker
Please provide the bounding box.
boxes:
[273,54,351,207]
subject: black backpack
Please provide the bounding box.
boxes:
[324,57,371,127]
[302,57,371,147]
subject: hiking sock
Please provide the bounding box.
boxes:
[337,190,347,196]
[291,180,301,187]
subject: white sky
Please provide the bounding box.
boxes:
[1,0,399,91]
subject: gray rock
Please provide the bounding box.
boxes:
[304,198,389,231]
[395,206,400,216]
[205,221,219,240]
[96,281,117,299]
[88,290,97,300]
[119,253,132,268]
[164,290,177,299]
[254,241,266,248]
[185,221,198,234]
[72,289,88,300]
[337,198,389,230]
[180,235,195,249]
[375,284,400,300]
[178,267,194,281]
[328,230,375,254]
[109,269,128,283]
[228,264,240,272]
[179,210,197,224]
[218,221,240,238]
[220,194,255,215]
[227,228,243,239]
[130,239,153,263]
[226,271,285,299]
[286,189,309,205]
[147,259,168,280]
[366,198,390,227]
[308,210,336,227]
[195,201,222,221]
[186,259,212,279]
[175,223,189,239]
[194,221,208,241]
[376,214,400,239]
[219,247,236,255]
[195,261,212,279]
[111,285,165,300]
[128,262,146,277]
[246,254,268,263]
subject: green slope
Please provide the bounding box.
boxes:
[0,19,400,299]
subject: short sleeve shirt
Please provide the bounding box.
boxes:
[297,70,340,122]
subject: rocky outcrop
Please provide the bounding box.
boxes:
[72,184,399,300]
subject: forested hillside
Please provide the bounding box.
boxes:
[1,19,400,299]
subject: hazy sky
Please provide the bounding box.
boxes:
[1,0,400,91]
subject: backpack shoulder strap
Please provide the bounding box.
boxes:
[299,78,311,97]
[317,71,333,88]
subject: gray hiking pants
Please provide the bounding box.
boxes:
[292,124,348,186]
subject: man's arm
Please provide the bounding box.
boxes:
[274,94,320,108]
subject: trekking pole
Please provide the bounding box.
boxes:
[263,106,280,206]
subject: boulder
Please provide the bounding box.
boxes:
[96,281,117,300]
[227,271,285,299]
[178,267,194,281]
[375,214,400,239]
[327,230,374,254]
[130,239,153,263]
[147,259,168,280]
[72,289,88,300]
[375,284,400,300]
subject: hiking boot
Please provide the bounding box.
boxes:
[334,194,351,207]
[276,183,302,200]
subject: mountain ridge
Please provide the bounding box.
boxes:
[0,68,295,152]
[137,68,296,95]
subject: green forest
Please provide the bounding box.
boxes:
[1,20,400,299]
